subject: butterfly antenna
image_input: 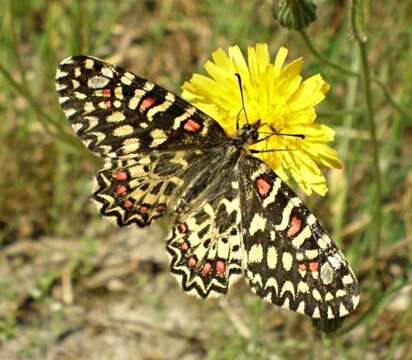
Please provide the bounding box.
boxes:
[258,131,305,139]
[235,73,249,126]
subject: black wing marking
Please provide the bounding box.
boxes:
[56,55,227,159]
[238,154,359,319]
[92,146,234,227]
[166,148,244,297]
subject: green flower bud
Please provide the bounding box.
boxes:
[275,0,317,30]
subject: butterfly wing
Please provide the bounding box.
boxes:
[56,55,227,158]
[56,55,229,226]
[93,148,223,226]
[166,148,244,297]
[238,154,359,319]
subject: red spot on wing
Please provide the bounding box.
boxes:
[180,241,189,252]
[309,262,319,272]
[287,216,302,237]
[139,96,156,112]
[123,198,134,209]
[177,223,188,234]
[102,88,111,97]
[138,204,150,213]
[156,203,166,213]
[188,257,197,268]
[216,260,226,275]
[202,262,212,275]
[183,119,201,133]
[114,171,128,181]
[115,185,127,195]
[256,177,272,197]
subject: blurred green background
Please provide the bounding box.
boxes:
[0,0,411,359]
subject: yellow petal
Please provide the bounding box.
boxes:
[273,46,288,76]
[288,74,329,111]
[228,45,250,82]
[181,44,341,196]
[302,143,343,169]
[289,152,328,195]
[256,44,271,74]
[211,48,233,71]
[287,123,336,142]
[283,108,316,125]
[276,58,304,99]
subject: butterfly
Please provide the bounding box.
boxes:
[55,55,359,319]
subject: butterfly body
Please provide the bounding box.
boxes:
[56,55,359,319]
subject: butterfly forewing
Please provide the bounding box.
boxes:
[238,155,359,319]
[56,55,227,227]
[56,55,227,159]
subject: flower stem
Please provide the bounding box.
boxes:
[298,30,412,121]
[350,0,382,281]
[299,30,358,77]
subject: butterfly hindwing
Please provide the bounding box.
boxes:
[166,148,244,297]
[92,146,235,227]
[56,55,227,159]
[238,155,359,319]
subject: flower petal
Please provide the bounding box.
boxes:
[276,58,304,99]
[181,44,341,196]
[288,74,329,111]
[273,46,288,76]
[228,46,250,82]
[286,123,336,142]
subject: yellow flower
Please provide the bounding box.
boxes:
[181,43,342,196]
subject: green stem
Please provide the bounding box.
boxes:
[373,78,412,121]
[332,49,360,244]
[298,30,412,121]
[299,30,358,77]
[9,1,28,89]
[351,0,382,281]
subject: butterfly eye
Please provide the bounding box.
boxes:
[251,130,259,141]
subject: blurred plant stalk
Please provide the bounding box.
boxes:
[274,0,412,286]
[350,0,382,283]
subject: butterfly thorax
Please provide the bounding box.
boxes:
[231,120,261,149]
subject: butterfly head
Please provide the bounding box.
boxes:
[237,119,261,146]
